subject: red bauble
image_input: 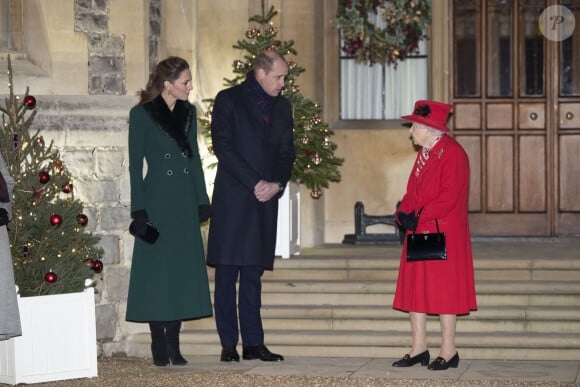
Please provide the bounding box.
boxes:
[92,260,103,273]
[77,214,88,226]
[62,182,72,193]
[39,170,50,184]
[24,95,37,109]
[84,259,95,268]
[44,271,57,284]
[50,214,63,226]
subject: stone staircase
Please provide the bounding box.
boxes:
[123,239,580,361]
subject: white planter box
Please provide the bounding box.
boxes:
[275,182,300,258]
[0,288,98,385]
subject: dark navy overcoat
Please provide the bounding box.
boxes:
[207,82,295,270]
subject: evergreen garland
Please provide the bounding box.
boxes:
[336,0,431,66]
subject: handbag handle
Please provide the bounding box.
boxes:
[412,207,440,234]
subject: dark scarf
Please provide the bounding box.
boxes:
[245,70,276,123]
[0,171,9,202]
[144,95,193,158]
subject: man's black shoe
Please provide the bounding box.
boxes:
[220,346,240,362]
[242,345,284,362]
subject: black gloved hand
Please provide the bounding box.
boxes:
[130,210,149,236]
[396,210,418,231]
[198,204,211,223]
[0,208,9,226]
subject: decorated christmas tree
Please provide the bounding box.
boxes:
[0,56,103,297]
[199,5,343,199]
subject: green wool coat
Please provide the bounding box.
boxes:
[126,98,212,322]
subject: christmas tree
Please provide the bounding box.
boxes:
[0,55,103,297]
[199,5,343,199]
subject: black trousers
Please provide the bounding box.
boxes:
[214,264,264,348]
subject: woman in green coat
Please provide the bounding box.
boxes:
[126,56,212,366]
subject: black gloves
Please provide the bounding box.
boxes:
[396,210,418,231]
[0,208,9,226]
[198,204,211,223]
[129,210,160,244]
[130,210,149,236]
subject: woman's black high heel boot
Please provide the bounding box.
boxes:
[166,320,188,365]
[149,322,169,366]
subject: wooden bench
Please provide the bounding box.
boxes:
[342,201,404,245]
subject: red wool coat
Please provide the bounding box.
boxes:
[393,135,477,315]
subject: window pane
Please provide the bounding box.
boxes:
[384,40,428,118]
[340,46,427,120]
[340,60,384,119]
[519,0,545,97]
[487,0,512,97]
[560,2,580,96]
[454,0,480,97]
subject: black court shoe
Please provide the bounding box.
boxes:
[392,350,430,367]
[428,352,460,370]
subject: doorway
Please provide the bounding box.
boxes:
[451,0,580,236]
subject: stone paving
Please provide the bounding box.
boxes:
[31,356,580,386]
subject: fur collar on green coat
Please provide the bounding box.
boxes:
[143,95,193,158]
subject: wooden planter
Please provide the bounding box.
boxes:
[0,288,98,385]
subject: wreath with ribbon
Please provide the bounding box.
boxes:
[336,0,431,66]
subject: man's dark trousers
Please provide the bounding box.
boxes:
[214,264,264,348]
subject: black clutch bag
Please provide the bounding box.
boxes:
[129,220,160,244]
[406,219,447,261]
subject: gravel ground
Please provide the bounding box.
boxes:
[29,357,577,387]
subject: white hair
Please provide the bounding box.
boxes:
[414,123,446,137]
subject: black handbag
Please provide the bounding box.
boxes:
[406,219,447,261]
[129,220,160,244]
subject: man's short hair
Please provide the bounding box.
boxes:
[252,50,286,74]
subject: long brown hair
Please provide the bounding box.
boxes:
[137,56,190,106]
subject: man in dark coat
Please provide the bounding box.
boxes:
[207,50,295,363]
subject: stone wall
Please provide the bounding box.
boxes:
[74,0,126,95]
[32,95,135,353]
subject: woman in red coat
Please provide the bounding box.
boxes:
[392,100,477,371]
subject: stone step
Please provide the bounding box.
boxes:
[184,304,580,324]
[184,317,580,335]
[200,278,580,307]
[118,240,580,362]
[268,256,580,272]
[243,254,580,281]
[182,305,580,334]
[125,330,580,360]
[255,279,580,294]
[255,304,580,320]
[263,268,580,281]
[203,278,580,296]
[256,292,580,307]
[243,279,580,307]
